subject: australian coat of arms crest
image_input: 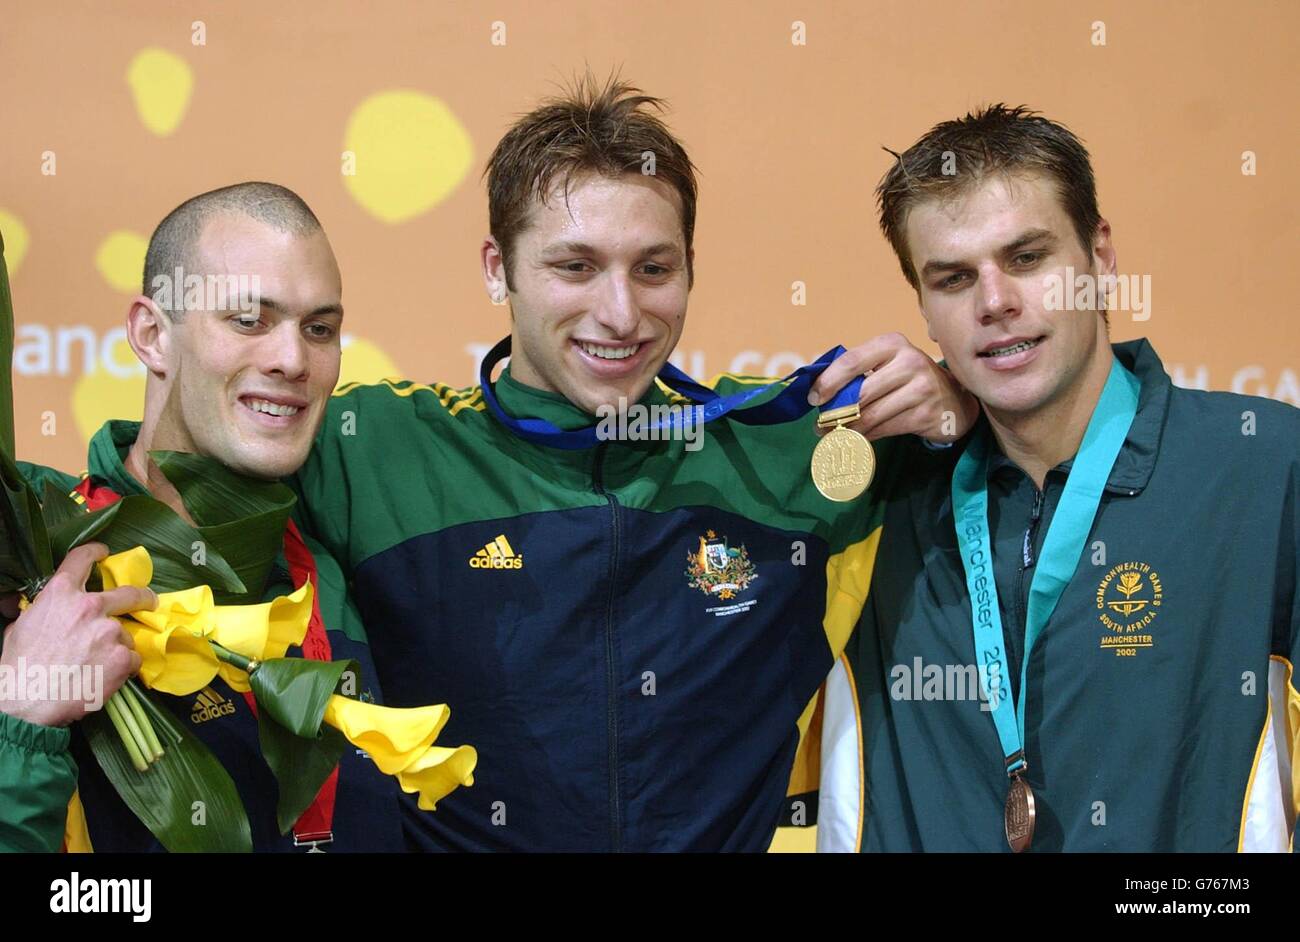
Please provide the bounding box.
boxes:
[685,530,758,600]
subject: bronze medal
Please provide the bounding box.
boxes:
[1004,773,1036,853]
[812,404,876,502]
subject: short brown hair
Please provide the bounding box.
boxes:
[145,181,321,318]
[485,72,699,289]
[876,104,1101,291]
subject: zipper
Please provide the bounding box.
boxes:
[592,443,623,852]
[1012,483,1046,701]
[1022,487,1045,569]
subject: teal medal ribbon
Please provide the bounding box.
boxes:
[951,356,1140,848]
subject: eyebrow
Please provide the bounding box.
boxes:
[539,241,683,260]
[638,242,684,259]
[259,296,344,319]
[539,241,597,256]
[919,228,1058,280]
[1001,228,1057,256]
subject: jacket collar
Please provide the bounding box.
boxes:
[491,365,675,434]
[85,419,149,497]
[985,338,1170,494]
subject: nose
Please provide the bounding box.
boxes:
[262,322,310,381]
[976,264,1022,324]
[592,270,640,338]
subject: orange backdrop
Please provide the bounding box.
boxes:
[2,0,1296,854]
[4,0,1297,473]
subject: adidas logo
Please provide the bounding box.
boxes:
[191,687,237,724]
[469,534,524,569]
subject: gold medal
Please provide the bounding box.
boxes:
[1004,771,1036,853]
[811,403,875,502]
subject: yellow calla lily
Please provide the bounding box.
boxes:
[99,547,219,695]
[96,547,313,696]
[97,544,156,591]
[95,547,476,810]
[323,695,477,809]
[209,585,313,693]
[322,696,449,774]
[397,743,478,811]
[124,586,218,695]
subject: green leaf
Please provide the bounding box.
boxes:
[0,446,47,589]
[0,226,15,459]
[83,683,253,852]
[256,711,348,834]
[40,479,83,532]
[250,657,354,737]
[153,450,296,603]
[185,519,283,605]
[249,658,357,833]
[153,450,297,525]
[46,493,245,594]
[0,230,29,596]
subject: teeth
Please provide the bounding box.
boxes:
[245,398,300,417]
[980,339,1040,358]
[579,341,639,360]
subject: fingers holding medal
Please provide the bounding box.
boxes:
[808,332,978,444]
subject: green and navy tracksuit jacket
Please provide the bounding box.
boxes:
[0,421,403,852]
[290,366,889,851]
[816,339,1300,852]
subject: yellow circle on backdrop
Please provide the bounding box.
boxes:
[0,209,30,276]
[126,49,194,137]
[339,337,401,387]
[73,338,145,444]
[343,91,474,223]
[95,231,148,294]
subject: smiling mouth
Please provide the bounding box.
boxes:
[978,337,1045,358]
[576,340,642,361]
[240,397,303,418]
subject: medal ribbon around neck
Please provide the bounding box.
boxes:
[477,335,864,450]
[951,356,1140,776]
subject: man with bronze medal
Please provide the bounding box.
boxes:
[815,106,1299,853]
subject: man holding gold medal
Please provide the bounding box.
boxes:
[288,75,978,851]
[815,106,1300,852]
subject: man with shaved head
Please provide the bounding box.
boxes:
[131,183,338,483]
[0,182,466,851]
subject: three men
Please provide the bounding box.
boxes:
[16,89,1275,856]
[817,105,1299,852]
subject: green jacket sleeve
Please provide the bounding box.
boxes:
[3,461,80,850]
[15,459,80,497]
[0,711,76,852]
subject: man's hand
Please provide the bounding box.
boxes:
[808,333,978,443]
[0,543,152,727]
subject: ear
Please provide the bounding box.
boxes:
[126,295,172,377]
[481,236,509,305]
[1091,219,1117,279]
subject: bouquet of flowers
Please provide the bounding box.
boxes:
[0,229,475,851]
